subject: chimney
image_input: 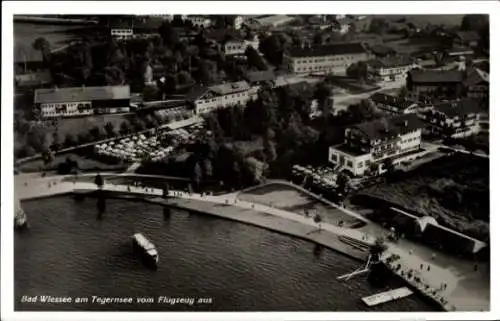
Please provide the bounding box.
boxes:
[404,120,408,127]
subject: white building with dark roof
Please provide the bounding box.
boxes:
[370,93,420,115]
[328,114,424,176]
[284,43,370,75]
[187,81,251,115]
[423,98,482,138]
[367,56,417,82]
[34,85,131,118]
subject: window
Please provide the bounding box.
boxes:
[365,160,370,166]
[331,154,338,162]
[347,161,353,168]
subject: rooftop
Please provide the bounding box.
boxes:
[455,31,481,42]
[370,92,417,110]
[352,114,423,140]
[408,69,464,83]
[333,143,369,156]
[252,15,294,26]
[210,81,250,96]
[463,68,489,86]
[244,70,276,84]
[34,85,130,104]
[433,98,482,118]
[368,55,415,69]
[288,42,367,58]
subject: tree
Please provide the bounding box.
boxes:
[336,172,350,195]
[32,37,51,62]
[346,99,382,123]
[314,81,333,115]
[202,158,213,180]
[104,122,116,138]
[104,65,126,85]
[51,132,62,151]
[245,46,267,71]
[120,121,131,135]
[369,237,388,262]
[89,126,105,141]
[178,71,193,85]
[368,18,389,34]
[313,214,323,229]
[94,173,104,189]
[41,149,55,165]
[263,136,277,163]
[192,162,203,188]
[346,61,369,82]
[64,133,77,148]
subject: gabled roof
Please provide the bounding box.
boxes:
[408,70,464,83]
[210,81,250,95]
[289,42,367,58]
[186,81,251,101]
[455,31,481,42]
[352,114,423,140]
[244,70,276,83]
[368,55,414,69]
[463,68,489,86]
[186,84,209,101]
[370,93,417,110]
[433,98,482,118]
[34,85,130,104]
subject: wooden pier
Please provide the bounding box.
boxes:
[361,287,414,307]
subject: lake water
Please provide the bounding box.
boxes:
[15,196,438,311]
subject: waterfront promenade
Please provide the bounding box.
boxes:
[15,175,489,312]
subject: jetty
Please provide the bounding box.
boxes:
[337,254,372,281]
[361,287,413,307]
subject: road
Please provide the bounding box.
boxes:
[422,141,489,159]
[15,175,489,312]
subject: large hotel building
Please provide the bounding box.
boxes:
[284,43,370,75]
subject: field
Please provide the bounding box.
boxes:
[17,151,130,173]
[14,22,91,63]
[238,182,364,228]
[44,113,132,143]
[351,153,489,241]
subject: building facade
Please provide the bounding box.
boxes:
[370,93,420,115]
[111,28,134,40]
[406,70,464,100]
[34,85,131,119]
[328,114,423,176]
[284,43,370,75]
[367,56,416,82]
[463,68,489,99]
[188,81,251,115]
[423,98,481,138]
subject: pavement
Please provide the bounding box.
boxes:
[15,175,490,312]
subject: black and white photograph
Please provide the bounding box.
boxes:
[1,1,498,320]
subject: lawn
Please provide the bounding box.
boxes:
[17,151,130,173]
[351,153,489,241]
[44,113,133,143]
[238,182,365,228]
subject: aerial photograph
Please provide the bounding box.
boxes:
[11,12,489,313]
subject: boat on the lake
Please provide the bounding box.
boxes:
[132,233,158,269]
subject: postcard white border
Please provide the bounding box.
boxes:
[2,1,498,321]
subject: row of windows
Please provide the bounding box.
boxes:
[43,110,92,116]
[295,64,348,72]
[42,103,91,109]
[198,92,248,104]
[401,136,419,144]
[295,55,359,64]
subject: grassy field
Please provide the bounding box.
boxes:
[352,153,489,241]
[18,151,130,173]
[238,183,364,228]
[44,113,132,142]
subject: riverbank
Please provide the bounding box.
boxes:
[14,175,489,311]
